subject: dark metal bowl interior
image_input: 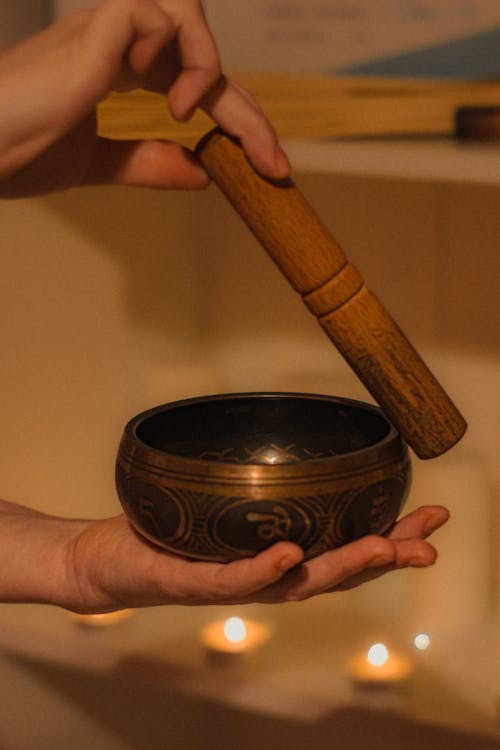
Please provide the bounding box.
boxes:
[134,393,391,465]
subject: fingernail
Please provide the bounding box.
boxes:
[279,553,301,572]
[409,555,429,567]
[193,161,210,179]
[274,145,291,177]
[371,554,394,567]
[188,155,210,186]
[424,515,447,535]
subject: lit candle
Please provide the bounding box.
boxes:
[200,616,271,656]
[69,609,133,628]
[347,642,413,685]
[412,632,431,651]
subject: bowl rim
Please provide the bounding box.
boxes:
[120,392,406,479]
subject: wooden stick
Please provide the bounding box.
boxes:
[195,129,467,459]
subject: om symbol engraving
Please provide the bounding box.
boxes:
[245,505,292,541]
[212,498,315,555]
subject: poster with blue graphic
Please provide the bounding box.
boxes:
[205,1,500,77]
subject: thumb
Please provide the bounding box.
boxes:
[85,137,210,189]
[197,542,305,604]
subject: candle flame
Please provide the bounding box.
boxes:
[223,616,247,644]
[413,632,431,651]
[367,642,389,667]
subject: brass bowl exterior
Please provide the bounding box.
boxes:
[116,393,411,562]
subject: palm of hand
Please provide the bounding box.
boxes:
[66,505,448,614]
[0,112,209,199]
[0,116,99,198]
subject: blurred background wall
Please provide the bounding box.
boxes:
[0,1,47,47]
[0,2,499,748]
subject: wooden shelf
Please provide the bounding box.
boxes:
[97,80,500,186]
[284,137,500,185]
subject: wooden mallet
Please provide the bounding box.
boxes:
[195,128,466,459]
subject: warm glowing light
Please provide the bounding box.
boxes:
[69,609,133,628]
[200,617,272,655]
[347,642,413,684]
[367,642,389,667]
[413,632,431,651]
[223,616,247,644]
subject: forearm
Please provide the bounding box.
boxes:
[0,498,88,608]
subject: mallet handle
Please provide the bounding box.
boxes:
[195,129,466,459]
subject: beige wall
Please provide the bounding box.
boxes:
[0,168,499,748]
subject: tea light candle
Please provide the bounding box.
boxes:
[69,609,133,628]
[200,616,271,655]
[347,642,413,685]
[413,632,431,651]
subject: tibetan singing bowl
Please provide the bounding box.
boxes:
[115,393,411,562]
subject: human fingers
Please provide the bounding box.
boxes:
[201,78,291,180]
[86,137,210,189]
[158,0,222,121]
[172,542,304,605]
[388,505,450,541]
[251,536,398,603]
[83,0,178,93]
[96,1,290,180]
[0,0,181,183]
[331,538,438,592]
[153,2,290,179]
[255,534,439,603]
[0,132,210,196]
[324,507,448,592]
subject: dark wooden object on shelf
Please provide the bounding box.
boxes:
[455,105,500,139]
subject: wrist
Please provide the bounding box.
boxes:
[0,499,91,610]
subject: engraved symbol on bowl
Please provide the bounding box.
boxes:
[211,498,316,555]
[116,473,191,545]
[245,505,292,541]
[333,474,410,544]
